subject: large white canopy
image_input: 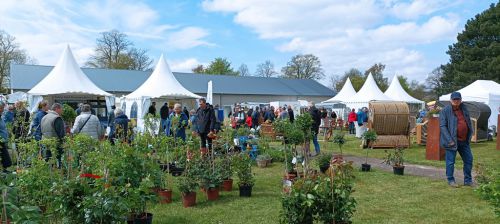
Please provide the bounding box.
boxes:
[343,73,392,109]
[440,80,500,126]
[126,54,201,99]
[385,76,424,104]
[323,77,356,103]
[28,46,111,96]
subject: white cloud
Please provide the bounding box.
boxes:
[0,0,212,65]
[168,58,206,72]
[203,0,461,81]
[166,27,215,50]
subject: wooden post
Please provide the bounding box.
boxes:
[426,117,445,160]
[497,114,500,150]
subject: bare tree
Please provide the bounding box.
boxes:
[281,54,324,80]
[86,30,152,70]
[328,74,342,91]
[0,30,36,93]
[238,63,250,76]
[192,64,205,73]
[255,60,277,77]
[426,66,446,100]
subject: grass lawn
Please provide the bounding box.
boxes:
[315,134,499,170]
[150,160,498,223]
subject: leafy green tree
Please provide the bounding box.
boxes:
[441,2,500,92]
[364,63,388,91]
[281,54,324,80]
[0,30,36,93]
[86,30,153,71]
[333,68,365,92]
[203,57,239,76]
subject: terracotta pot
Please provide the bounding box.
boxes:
[222,179,233,191]
[158,189,172,204]
[206,188,220,201]
[284,173,296,181]
[182,192,196,208]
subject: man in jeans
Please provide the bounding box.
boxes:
[308,102,321,156]
[439,92,474,187]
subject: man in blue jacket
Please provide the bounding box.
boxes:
[439,92,474,187]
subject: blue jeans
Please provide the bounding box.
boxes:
[160,119,168,134]
[445,141,473,184]
[312,133,320,154]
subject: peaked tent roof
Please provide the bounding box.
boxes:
[126,54,201,99]
[439,80,500,101]
[28,46,111,96]
[385,76,423,103]
[345,73,392,103]
[323,77,356,103]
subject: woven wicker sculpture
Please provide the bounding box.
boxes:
[368,101,410,148]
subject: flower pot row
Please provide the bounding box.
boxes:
[181,184,253,208]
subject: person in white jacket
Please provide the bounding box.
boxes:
[71,104,103,139]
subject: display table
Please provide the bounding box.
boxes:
[426,117,445,160]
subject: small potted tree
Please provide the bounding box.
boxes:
[361,130,378,172]
[219,156,234,191]
[176,175,199,208]
[332,131,346,160]
[233,153,255,197]
[383,146,405,175]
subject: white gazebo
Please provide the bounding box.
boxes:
[439,80,500,126]
[343,73,392,110]
[123,54,201,131]
[323,77,356,103]
[27,45,113,112]
[385,76,425,112]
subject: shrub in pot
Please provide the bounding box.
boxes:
[233,153,255,197]
[361,130,378,172]
[332,131,346,159]
[256,154,271,168]
[125,176,156,224]
[218,155,234,191]
[383,146,405,175]
[316,153,332,173]
[176,175,199,208]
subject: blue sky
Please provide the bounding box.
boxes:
[0,0,495,86]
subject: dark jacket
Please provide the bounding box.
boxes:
[31,109,47,141]
[439,104,473,151]
[288,109,294,123]
[166,112,188,141]
[148,105,156,115]
[196,106,216,133]
[160,105,169,119]
[113,114,129,139]
[309,106,321,134]
[107,109,115,127]
[264,110,275,122]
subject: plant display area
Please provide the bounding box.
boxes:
[1,120,498,223]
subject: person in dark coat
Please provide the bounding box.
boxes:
[160,103,169,133]
[112,108,129,144]
[264,106,275,122]
[0,102,12,172]
[166,103,188,141]
[31,100,49,141]
[183,106,190,119]
[13,101,30,141]
[308,102,322,155]
[196,98,216,153]
[287,105,294,123]
[148,102,157,116]
[107,105,116,138]
[252,106,260,129]
[41,103,65,168]
[3,105,14,124]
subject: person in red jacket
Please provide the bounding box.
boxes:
[348,108,357,134]
[245,115,252,128]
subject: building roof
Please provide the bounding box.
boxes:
[10,64,335,97]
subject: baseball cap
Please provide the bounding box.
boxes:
[450,92,462,100]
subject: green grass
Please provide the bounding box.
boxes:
[150,161,498,224]
[315,135,500,170]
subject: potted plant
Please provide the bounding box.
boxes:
[332,131,346,159]
[217,155,234,192]
[256,154,271,168]
[317,153,332,173]
[233,153,255,197]
[361,130,378,172]
[126,176,156,224]
[383,146,405,175]
[61,103,77,133]
[428,106,441,118]
[176,175,199,208]
[157,172,172,204]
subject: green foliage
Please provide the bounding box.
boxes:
[201,57,239,76]
[317,153,332,167]
[61,103,77,124]
[256,154,271,161]
[332,131,346,155]
[281,54,324,80]
[475,163,500,217]
[233,152,255,187]
[440,2,500,93]
[1,173,42,223]
[383,146,405,167]
[236,126,250,137]
[364,63,388,91]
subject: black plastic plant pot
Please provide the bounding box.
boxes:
[319,164,330,173]
[239,185,252,197]
[361,163,371,172]
[393,166,405,175]
[127,213,153,224]
[171,167,185,177]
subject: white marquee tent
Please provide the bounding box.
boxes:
[343,73,392,109]
[122,54,201,131]
[323,77,356,103]
[27,45,113,112]
[385,76,425,112]
[439,80,500,126]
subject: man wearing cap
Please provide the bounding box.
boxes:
[439,92,474,187]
